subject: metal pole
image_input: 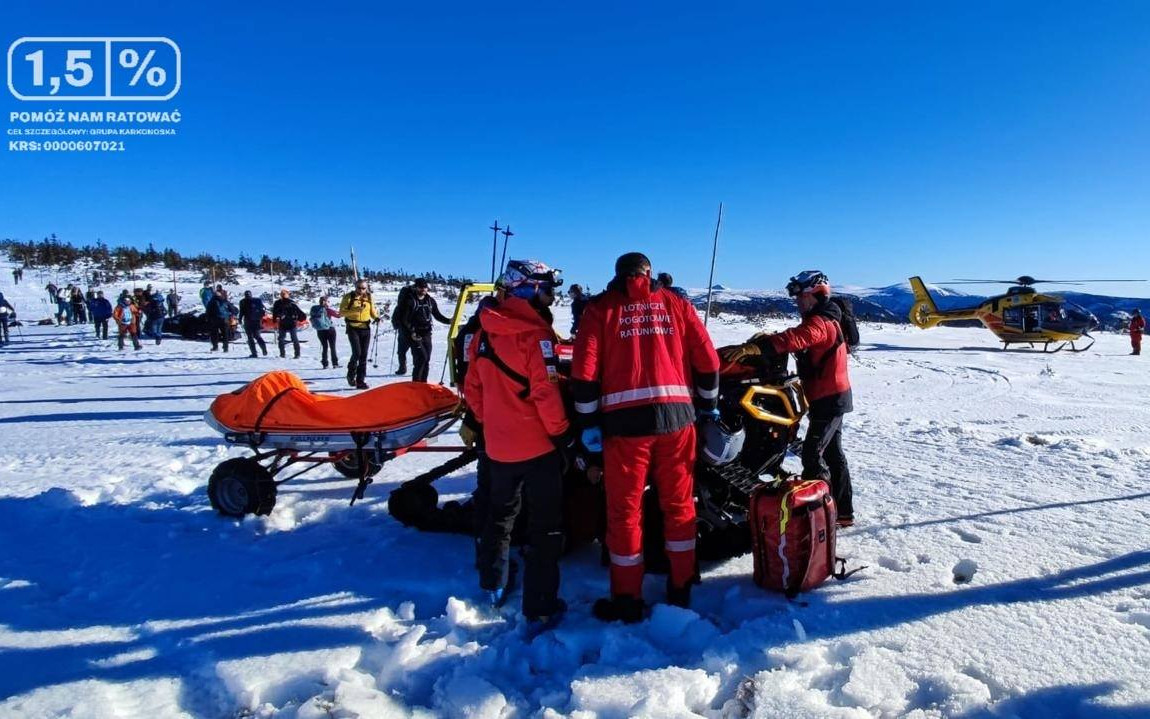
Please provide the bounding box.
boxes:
[704,202,724,327]
[489,221,501,282]
[500,225,514,272]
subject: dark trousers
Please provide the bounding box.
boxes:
[0,316,8,343]
[346,326,371,384]
[802,414,853,518]
[244,321,266,356]
[477,450,565,618]
[317,328,338,366]
[278,324,300,357]
[411,333,434,382]
[94,319,109,339]
[395,330,411,371]
[209,319,229,351]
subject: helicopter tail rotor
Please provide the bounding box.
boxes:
[908,276,942,328]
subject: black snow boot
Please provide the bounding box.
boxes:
[666,578,692,609]
[592,596,646,624]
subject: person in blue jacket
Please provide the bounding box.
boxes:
[90,291,113,340]
[309,295,341,368]
[206,289,238,352]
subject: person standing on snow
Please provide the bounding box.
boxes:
[721,270,855,526]
[1130,309,1145,356]
[401,278,452,383]
[167,289,180,318]
[144,291,166,344]
[309,295,342,369]
[238,290,268,357]
[572,252,720,623]
[206,288,237,353]
[0,293,15,345]
[568,284,589,337]
[391,283,415,375]
[272,289,306,359]
[57,285,73,325]
[339,280,380,389]
[112,292,142,351]
[90,291,113,340]
[464,259,572,626]
[70,287,88,324]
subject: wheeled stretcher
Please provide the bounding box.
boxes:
[203,371,470,517]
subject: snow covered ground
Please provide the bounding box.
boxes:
[2,259,1150,718]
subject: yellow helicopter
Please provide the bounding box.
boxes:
[908,276,1143,353]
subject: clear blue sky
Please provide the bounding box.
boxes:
[3,1,1149,296]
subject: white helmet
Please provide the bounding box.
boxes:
[699,417,745,466]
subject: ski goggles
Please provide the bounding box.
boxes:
[786,270,829,297]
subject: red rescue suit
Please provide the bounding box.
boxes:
[1130,314,1145,355]
[463,297,569,462]
[572,276,720,597]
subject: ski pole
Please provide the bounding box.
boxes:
[388,325,397,374]
[370,319,383,367]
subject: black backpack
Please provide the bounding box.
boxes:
[828,296,860,352]
[391,286,414,329]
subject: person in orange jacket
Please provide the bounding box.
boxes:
[571,252,720,623]
[1130,309,1145,355]
[112,292,142,351]
[464,259,572,626]
[721,271,855,526]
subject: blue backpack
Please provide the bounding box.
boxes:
[120,303,134,325]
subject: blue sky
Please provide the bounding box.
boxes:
[3,1,1149,296]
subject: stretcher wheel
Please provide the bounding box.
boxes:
[208,457,277,517]
[332,452,383,479]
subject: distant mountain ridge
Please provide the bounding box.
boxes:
[687,280,1150,328]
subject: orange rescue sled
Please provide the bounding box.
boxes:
[203,371,471,518]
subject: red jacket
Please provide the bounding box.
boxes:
[463,297,570,463]
[1130,315,1145,335]
[572,276,720,437]
[762,299,852,417]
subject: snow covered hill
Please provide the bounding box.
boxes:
[2,254,1150,718]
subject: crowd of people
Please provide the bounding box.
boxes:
[455,253,856,630]
[11,277,463,387]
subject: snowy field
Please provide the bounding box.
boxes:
[2,262,1150,718]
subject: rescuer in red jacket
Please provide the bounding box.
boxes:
[721,270,855,526]
[572,252,720,623]
[464,259,572,625]
[1130,309,1145,356]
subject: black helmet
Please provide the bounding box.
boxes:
[698,416,745,466]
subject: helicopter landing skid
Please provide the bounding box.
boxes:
[1001,335,1095,353]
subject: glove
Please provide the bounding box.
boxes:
[459,423,479,448]
[373,317,381,324]
[551,430,577,475]
[580,427,603,454]
[719,342,761,364]
[411,332,422,341]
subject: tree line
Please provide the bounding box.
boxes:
[0,235,474,288]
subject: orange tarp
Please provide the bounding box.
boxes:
[209,371,459,433]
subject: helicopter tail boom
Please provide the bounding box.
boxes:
[908,276,983,328]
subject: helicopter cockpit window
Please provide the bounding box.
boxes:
[1042,304,1065,326]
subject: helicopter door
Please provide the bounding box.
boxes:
[1002,306,1024,331]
